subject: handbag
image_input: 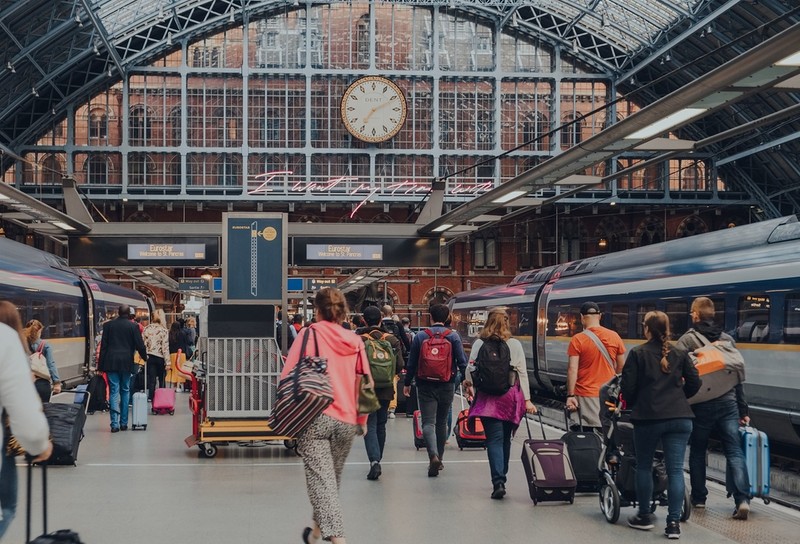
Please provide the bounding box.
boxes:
[357,374,380,414]
[30,342,50,380]
[268,328,333,437]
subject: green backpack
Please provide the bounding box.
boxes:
[361,332,396,389]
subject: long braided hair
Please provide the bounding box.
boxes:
[643,310,672,373]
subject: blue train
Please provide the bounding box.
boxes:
[0,237,152,384]
[450,215,800,448]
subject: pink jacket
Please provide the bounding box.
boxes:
[281,320,370,426]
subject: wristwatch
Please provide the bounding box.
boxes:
[567,394,576,398]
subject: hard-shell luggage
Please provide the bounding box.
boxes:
[43,391,88,466]
[521,413,577,505]
[454,386,486,450]
[131,355,148,430]
[740,425,770,502]
[152,387,176,415]
[26,462,84,543]
[561,407,602,492]
[72,384,88,406]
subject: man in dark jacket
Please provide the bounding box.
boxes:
[99,305,147,433]
[357,306,405,481]
[675,297,751,519]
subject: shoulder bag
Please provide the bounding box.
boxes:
[30,342,50,381]
[357,350,380,414]
[268,328,333,437]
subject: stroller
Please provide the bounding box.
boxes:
[598,375,692,524]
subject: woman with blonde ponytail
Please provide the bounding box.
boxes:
[621,311,701,540]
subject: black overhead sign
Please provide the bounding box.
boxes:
[69,236,220,267]
[292,237,439,267]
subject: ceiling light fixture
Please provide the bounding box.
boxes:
[50,221,75,231]
[229,10,235,23]
[6,62,14,73]
[432,224,453,233]
[777,51,800,66]
[492,190,528,204]
[625,107,707,139]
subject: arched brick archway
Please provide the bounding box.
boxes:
[422,286,454,307]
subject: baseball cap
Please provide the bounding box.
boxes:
[580,302,601,315]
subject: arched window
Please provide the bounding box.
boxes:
[473,235,497,269]
[89,108,108,142]
[129,106,151,146]
[85,154,110,184]
[168,106,182,146]
[356,14,370,65]
[560,112,583,150]
[217,155,242,186]
[522,112,549,151]
[128,153,157,186]
[168,155,181,186]
[636,218,664,246]
[41,155,63,184]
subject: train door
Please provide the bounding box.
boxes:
[78,277,97,376]
[535,281,559,390]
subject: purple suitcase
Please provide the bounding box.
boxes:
[152,387,176,415]
[521,413,577,504]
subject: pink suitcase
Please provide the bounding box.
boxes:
[152,387,176,415]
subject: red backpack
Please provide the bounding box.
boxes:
[417,328,453,382]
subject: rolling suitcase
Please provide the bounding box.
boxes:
[740,425,770,503]
[43,391,88,466]
[454,386,486,450]
[561,407,602,492]
[521,413,577,505]
[26,462,84,543]
[152,387,176,415]
[131,357,148,430]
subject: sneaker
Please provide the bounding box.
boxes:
[428,455,441,478]
[732,501,750,520]
[691,500,706,509]
[388,409,396,419]
[627,513,654,531]
[665,521,681,539]
[490,482,506,500]
[367,462,381,481]
[120,425,128,431]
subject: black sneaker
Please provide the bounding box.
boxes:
[691,498,706,508]
[665,521,681,539]
[627,513,654,530]
[490,482,506,500]
[428,456,440,477]
[367,462,381,481]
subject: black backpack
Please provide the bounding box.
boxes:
[472,336,512,396]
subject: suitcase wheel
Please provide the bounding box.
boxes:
[152,409,157,415]
[143,425,147,431]
[459,447,463,451]
[170,410,175,415]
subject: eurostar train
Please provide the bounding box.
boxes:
[0,237,152,384]
[450,215,800,447]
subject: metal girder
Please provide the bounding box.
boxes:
[79,0,126,76]
[717,132,800,166]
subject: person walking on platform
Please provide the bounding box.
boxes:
[166,321,190,392]
[621,311,700,540]
[0,301,52,539]
[23,319,60,403]
[464,308,537,499]
[282,288,370,544]
[675,296,752,519]
[356,306,405,481]
[403,304,467,478]
[142,309,170,402]
[566,301,626,429]
[98,305,147,433]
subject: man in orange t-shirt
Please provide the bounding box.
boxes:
[566,301,626,428]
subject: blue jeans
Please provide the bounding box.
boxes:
[689,397,750,505]
[633,418,692,522]
[0,451,17,538]
[364,399,391,462]
[482,417,515,486]
[107,371,132,429]
[417,381,455,460]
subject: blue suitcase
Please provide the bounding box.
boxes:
[73,384,89,405]
[739,426,770,503]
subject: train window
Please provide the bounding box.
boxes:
[547,303,580,337]
[507,304,533,337]
[665,301,689,340]
[636,302,657,338]
[610,304,629,339]
[710,297,725,327]
[784,295,800,344]
[737,294,770,343]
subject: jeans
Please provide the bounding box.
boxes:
[364,399,391,462]
[689,397,750,505]
[482,417,515,485]
[107,371,132,429]
[146,356,167,402]
[0,451,17,538]
[633,418,692,523]
[417,381,455,460]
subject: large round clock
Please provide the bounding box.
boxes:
[341,76,407,143]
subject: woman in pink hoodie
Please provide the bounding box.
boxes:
[281,288,370,544]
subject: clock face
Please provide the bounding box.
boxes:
[341,76,407,143]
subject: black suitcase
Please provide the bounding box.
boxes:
[561,407,603,492]
[26,462,84,543]
[43,392,88,466]
[520,413,577,504]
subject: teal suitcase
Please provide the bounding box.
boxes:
[739,426,770,503]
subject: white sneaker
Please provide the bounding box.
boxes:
[388,411,396,419]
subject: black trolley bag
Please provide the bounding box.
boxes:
[26,461,84,543]
[562,406,603,492]
[43,391,89,466]
[521,413,577,504]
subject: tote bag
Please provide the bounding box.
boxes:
[30,342,50,380]
[268,328,333,437]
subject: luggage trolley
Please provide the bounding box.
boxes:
[181,336,296,458]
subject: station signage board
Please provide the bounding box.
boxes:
[308,278,337,291]
[223,213,286,304]
[292,237,439,267]
[178,278,211,292]
[68,236,219,267]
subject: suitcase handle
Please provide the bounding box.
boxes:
[523,411,546,441]
[564,405,585,433]
[26,460,48,542]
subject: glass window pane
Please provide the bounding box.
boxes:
[737,295,770,343]
[665,301,689,340]
[785,295,800,344]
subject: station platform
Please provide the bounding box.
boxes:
[8,395,800,543]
